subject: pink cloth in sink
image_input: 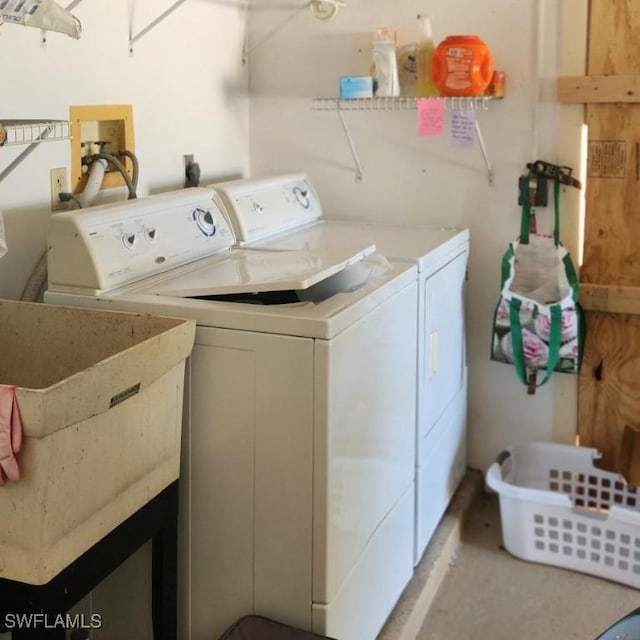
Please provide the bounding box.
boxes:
[0,384,23,485]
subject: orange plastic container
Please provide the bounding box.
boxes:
[431,35,494,97]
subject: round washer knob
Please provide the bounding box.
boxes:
[122,233,137,250]
[293,186,310,209]
[145,228,157,242]
[193,207,217,237]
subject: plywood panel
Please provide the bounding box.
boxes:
[578,0,640,479]
[578,313,640,471]
[587,2,640,74]
[581,105,640,286]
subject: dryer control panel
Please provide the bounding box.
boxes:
[48,188,235,294]
[212,173,322,244]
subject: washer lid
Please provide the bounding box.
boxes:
[147,244,376,297]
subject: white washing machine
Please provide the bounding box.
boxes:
[44,188,418,640]
[213,173,470,564]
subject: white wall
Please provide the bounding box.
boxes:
[247,0,574,472]
[0,0,250,300]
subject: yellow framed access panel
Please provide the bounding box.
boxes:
[70,104,135,193]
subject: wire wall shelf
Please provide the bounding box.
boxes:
[312,96,496,112]
[0,120,72,184]
[311,96,499,183]
[0,120,71,147]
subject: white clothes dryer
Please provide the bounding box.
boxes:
[45,188,418,640]
[213,173,470,565]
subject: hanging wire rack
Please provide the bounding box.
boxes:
[0,120,72,184]
[0,120,71,147]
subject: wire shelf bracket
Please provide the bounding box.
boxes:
[311,96,497,184]
[243,1,344,63]
[129,0,188,53]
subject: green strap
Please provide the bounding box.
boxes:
[509,299,527,385]
[545,305,563,383]
[500,244,515,289]
[563,252,580,302]
[509,299,563,387]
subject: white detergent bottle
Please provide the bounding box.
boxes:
[371,27,400,97]
[415,13,439,97]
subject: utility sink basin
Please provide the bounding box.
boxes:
[0,299,195,585]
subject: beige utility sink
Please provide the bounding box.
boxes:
[0,299,195,585]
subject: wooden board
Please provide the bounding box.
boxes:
[558,74,640,103]
[580,283,640,314]
[578,0,640,482]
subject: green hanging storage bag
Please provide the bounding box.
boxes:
[491,178,585,390]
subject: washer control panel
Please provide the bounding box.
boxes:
[213,173,322,244]
[48,187,234,294]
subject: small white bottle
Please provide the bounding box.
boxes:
[371,28,400,97]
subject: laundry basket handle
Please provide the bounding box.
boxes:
[485,449,513,494]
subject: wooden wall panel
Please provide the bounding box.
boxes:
[579,313,640,473]
[587,2,640,74]
[578,0,640,479]
[581,105,640,286]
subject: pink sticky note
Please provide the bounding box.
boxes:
[417,99,445,137]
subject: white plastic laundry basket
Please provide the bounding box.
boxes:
[486,441,640,588]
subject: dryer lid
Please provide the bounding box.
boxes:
[146,244,376,297]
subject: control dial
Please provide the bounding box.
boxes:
[122,233,137,251]
[192,207,217,237]
[293,185,310,209]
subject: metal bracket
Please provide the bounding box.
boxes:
[129,0,188,54]
[243,1,344,63]
[312,97,496,184]
[474,120,493,185]
[336,108,363,182]
[526,159,581,189]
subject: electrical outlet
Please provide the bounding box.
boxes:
[50,167,68,211]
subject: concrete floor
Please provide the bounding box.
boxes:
[380,472,640,640]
